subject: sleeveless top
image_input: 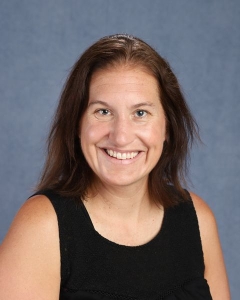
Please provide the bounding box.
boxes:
[35,189,212,300]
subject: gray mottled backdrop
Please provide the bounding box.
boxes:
[0,0,239,298]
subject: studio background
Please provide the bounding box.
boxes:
[0,0,239,298]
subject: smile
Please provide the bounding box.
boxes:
[105,149,139,160]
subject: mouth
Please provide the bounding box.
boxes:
[104,149,139,160]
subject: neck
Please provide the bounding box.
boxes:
[86,177,155,221]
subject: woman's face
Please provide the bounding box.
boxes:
[79,66,166,189]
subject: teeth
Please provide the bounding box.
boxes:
[106,150,138,160]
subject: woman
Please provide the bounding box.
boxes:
[0,34,230,299]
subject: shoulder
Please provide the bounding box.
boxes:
[189,192,216,233]
[5,194,59,240]
[0,195,60,299]
[189,191,219,264]
[189,192,231,299]
[22,193,57,218]
[1,194,59,244]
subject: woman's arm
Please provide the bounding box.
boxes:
[0,195,60,300]
[190,192,231,300]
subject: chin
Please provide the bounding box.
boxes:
[97,173,148,189]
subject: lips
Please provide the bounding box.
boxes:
[105,149,139,160]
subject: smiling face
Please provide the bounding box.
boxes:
[79,66,166,189]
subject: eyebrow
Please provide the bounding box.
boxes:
[88,100,156,109]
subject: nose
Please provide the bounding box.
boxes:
[109,115,135,147]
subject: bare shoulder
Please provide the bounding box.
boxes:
[0,195,60,299]
[12,194,56,224]
[1,195,59,250]
[189,192,231,300]
[189,192,216,231]
[189,192,218,259]
[190,191,213,213]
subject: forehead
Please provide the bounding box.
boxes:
[89,66,160,98]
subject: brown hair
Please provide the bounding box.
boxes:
[36,34,199,207]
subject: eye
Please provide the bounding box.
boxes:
[94,108,112,120]
[97,109,110,115]
[135,110,148,118]
[95,108,111,116]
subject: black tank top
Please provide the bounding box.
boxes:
[35,190,212,300]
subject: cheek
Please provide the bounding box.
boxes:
[79,124,97,162]
[80,120,109,144]
[157,119,166,141]
[142,121,166,145]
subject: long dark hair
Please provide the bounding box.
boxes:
[36,34,199,207]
